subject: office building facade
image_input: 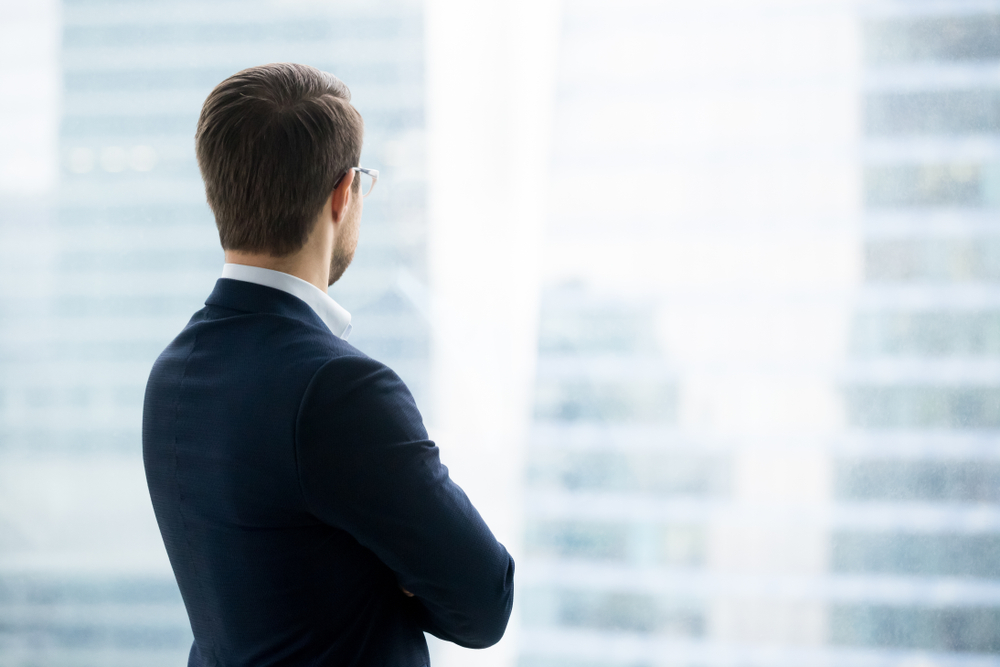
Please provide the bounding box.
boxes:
[520,2,1000,666]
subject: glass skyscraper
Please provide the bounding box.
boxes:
[520,2,1000,666]
[833,4,1000,656]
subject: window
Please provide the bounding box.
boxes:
[864,163,990,208]
[850,310,1000,356]
[7,1,1000,665]
[865,90,1000,136]
[863,15,1000,64]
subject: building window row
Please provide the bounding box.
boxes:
[526,520,705,566]
[831,604,1000,653]
[865,89,1000,136]
[533,380,677,423]
[851,310,1000,356]
[836,459,1000,503]
[864,238,1000,281]
[864,163,1000,209]
[523,587,704,637]
[844,385,1000,428]
[863,15,1000,65]
[526,449,728,496]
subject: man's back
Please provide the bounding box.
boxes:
[143,278,514,666]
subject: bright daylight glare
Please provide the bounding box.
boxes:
[1,0,1000,666]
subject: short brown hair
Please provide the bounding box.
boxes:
[195,63,364,256]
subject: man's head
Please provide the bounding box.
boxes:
[195,63,364,280]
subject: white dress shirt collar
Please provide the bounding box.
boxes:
[221,263,352,339]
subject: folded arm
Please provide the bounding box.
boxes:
[295,354,514,648]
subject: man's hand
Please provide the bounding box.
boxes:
[400,586,414,597]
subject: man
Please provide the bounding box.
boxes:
[142,63,514,667]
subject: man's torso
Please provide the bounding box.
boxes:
[143,278,429,667]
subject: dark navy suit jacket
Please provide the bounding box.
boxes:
[142,278,514,666]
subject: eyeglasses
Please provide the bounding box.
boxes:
[352,167,378,198]
[335,166,379,198]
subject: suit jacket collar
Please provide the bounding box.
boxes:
[220,264,352,338]
[205,278,333,335]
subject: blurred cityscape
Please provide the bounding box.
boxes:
[519,2,1000,666]
[0,1,999,666]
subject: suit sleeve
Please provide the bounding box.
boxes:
[294,354,514,649]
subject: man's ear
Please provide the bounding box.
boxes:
[330,170,355,225]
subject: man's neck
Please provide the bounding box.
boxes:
[224,250,330,292]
